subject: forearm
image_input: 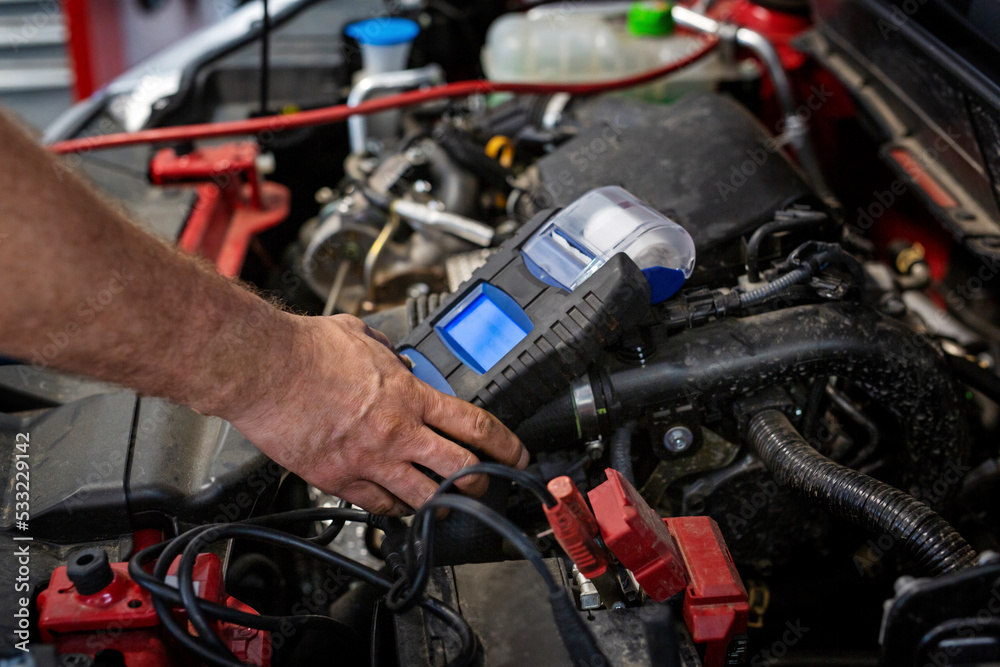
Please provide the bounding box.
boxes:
[0,112,289,421]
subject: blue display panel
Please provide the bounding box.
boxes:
[435,283,533,375]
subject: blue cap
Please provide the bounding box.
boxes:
[346,17,420,46]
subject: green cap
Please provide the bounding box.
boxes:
[627,1,675,36]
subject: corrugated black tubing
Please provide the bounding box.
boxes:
[745,409,977,576]
[610,421,637,486]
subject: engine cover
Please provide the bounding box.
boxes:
[525,93,821,282]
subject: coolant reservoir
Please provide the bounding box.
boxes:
[481,2,719,101]
[521,186,695,303]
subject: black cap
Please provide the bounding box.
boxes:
[67,548,114,595]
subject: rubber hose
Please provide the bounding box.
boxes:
[540,304,966,505]
[745,410,977,575]
[515,393,577,450]
[610,421,637,486]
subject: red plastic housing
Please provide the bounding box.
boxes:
[37,553,270,666]
[149,143,290,278]
[589,469,749,667]
[543,476,609,579]
[666,516,750,667]
[588,468,687,601]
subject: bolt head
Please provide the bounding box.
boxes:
[664,426,694,453]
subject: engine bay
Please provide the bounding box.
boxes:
[5,0,1000,665]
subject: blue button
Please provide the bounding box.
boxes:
[346,18,420,46]
[401,348,455,396]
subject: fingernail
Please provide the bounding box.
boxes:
[517,446,530,470]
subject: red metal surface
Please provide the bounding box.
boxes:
[63,0,126,99]
[37,553,270,665]
[543,476,609,579]
[665,516,750,667]
[150,143,290,278]
[588,468,687,602]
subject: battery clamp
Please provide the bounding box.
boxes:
[399,186,695,428]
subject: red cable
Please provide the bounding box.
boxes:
[48,36,718,155]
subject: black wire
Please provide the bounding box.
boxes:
[436,462,556,508]
[177,524,393,664]
[259,0,270,117]
[133,518,476,667]
[386,492,560,614]
[315,498,355,545]
[421,596,478,666]
[242,503,362,544]
[387,493,607,667]
[127,548,346,634]
[383,463,560,615]
[744,210,826,282]
[148,525,236,664]
[244,506,368,527]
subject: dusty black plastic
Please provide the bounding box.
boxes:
[397,208,651,429]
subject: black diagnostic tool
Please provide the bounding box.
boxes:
[399,186,696,428]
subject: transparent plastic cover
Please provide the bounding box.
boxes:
[521,186,696,303]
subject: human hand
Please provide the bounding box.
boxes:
[228,313,529,516]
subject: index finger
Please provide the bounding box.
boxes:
[423,390,529,470]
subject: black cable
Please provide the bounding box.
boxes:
[130,540,285,630]
[421,596,478,666]
[244,506,368,527]
[131,507,474,667]
[436,462,556,508]
[739,263,816,308]
[390,494,609,667]
[127,548,345,635]
[176,524,393,664]
[385,465,557,615]
[149,525,236,664]
[259,0,270,117]
[135,521,476,667]
[745,210,826,282]
[240,501,360,545]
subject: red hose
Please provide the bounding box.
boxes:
[48,36,718,155]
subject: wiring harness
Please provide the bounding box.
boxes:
[130,464,607,667]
